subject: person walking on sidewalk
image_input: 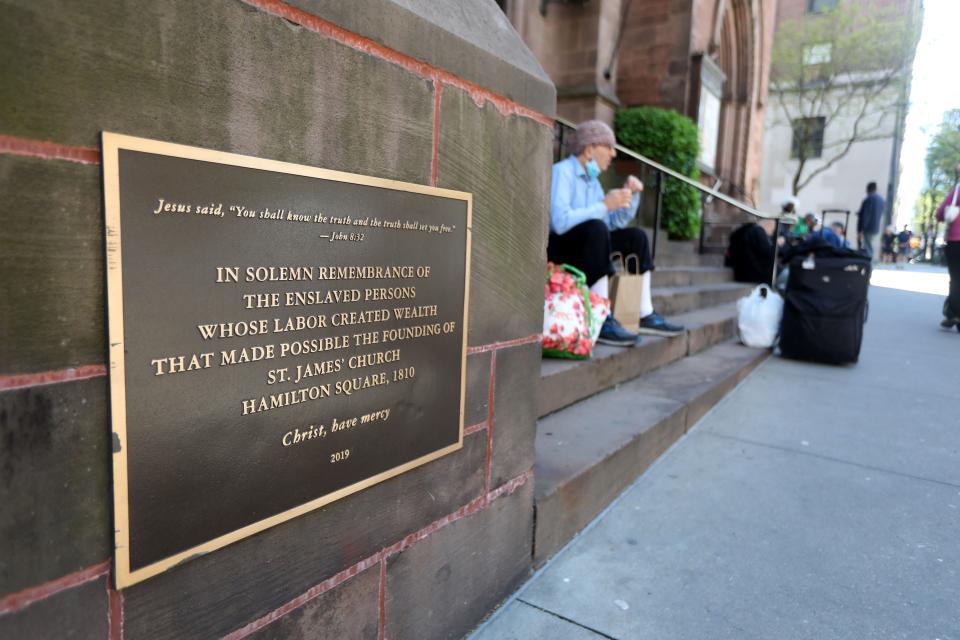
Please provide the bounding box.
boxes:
[936,175,960,330]
[548,120,685,346]
[857,181,885,260]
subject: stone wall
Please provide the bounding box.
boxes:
[617,0,695,112]
[0,1,555,638]
[506,0,624,124]
[505,0,777,225]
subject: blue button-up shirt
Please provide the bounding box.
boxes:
[550,154,639,235]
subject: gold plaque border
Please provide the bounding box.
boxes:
[102,132,472,589]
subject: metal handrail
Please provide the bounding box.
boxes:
[556,117,786,221]
[555,117,794,286]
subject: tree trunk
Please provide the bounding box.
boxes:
[791,158,806,199]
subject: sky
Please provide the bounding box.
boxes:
[896,0,960,227]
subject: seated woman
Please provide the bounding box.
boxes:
[548,120,684,346]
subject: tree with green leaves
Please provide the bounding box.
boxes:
[913,187,944,260]
[924,109,960,190]
[615,107,701,240]
[769,2,920,196]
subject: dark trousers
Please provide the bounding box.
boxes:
[946,242,960,318]
[547,219,654,286]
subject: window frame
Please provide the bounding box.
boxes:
[807,0,838,14]
[790,116,826,160]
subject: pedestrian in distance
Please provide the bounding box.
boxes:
[881,226,896,264]
[548,120,685,346]
[896,225,913,267]
[857,181,885,260]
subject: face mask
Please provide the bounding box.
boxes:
[586,159,601,179]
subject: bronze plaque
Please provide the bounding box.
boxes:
[102,133,471,588]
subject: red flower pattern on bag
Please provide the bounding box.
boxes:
[542,263,609,359]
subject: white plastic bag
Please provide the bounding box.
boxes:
[737,284,784,348]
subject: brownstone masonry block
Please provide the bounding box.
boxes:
[121,431,486,640]
[490,342,540,489]
[0,378,111,596]
[0,156,104,375]
[0,575,109,639]
[384,480,533,640]
[282,0,555,116]
[438,86,552,347]
[465,351,493,428]
[244,562,380,640]
[0,0,435,184]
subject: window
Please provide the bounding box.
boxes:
[695,55,725,172]
[802,43,832,66]
[698,89,721,170]
[791,117,825,159]
[807,0,838,13]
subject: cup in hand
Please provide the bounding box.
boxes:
[605,188,632,211]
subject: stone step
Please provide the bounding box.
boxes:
[639,229,698,256]
[652,266,734,288]
[654,253,725,268]
[539,302,742,418]
[651,282,753,316]
[532,340,769,567]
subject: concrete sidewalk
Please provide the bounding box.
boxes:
[472,267,960,639]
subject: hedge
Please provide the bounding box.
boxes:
[615,107,702,240]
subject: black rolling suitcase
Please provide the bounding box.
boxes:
[779,244,871,364]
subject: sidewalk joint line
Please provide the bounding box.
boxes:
[706,431,960,490]
[515,599,620,640]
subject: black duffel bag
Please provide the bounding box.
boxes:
[779,242,871,365]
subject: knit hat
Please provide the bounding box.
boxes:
[571,120,616,155]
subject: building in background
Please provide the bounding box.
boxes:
[499,0,777,245]
[758,0,922,238]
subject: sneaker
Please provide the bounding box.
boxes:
[637,312,685,336]
[940,316,960,329]
[597,316,640,347]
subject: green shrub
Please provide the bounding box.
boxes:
[615,107,702,240]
